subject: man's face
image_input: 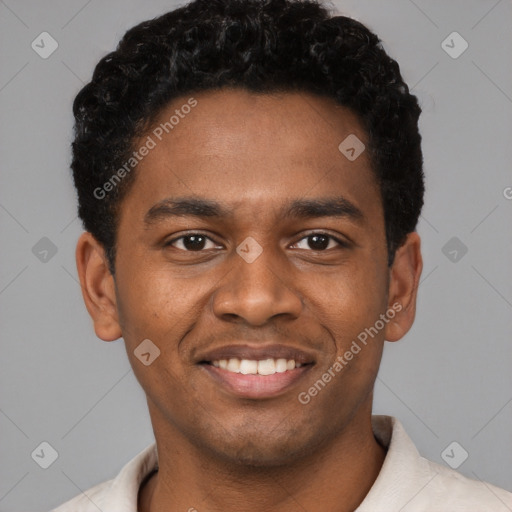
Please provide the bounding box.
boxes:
[111,89,393,465]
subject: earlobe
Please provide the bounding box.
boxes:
[384,232,423,342]
[75,232,122,341]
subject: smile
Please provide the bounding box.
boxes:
[200,358,314,399]
[211,357,302,375]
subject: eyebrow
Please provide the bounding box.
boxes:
[144,196,364,227]
[283,197,364,222]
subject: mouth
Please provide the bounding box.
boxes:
[196,345,315,399]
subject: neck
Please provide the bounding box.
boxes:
[139,403,386,512]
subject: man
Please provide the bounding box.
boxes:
[52,0,512,510]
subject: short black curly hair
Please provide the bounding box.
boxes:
[71,0,424,274]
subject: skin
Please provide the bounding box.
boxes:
[76,88,422,512]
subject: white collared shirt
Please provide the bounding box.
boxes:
[50,415,512,511]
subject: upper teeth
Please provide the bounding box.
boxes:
[211,358,301,375]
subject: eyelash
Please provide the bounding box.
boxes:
[164,232,348,252]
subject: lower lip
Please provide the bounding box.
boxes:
[200,364,313,399]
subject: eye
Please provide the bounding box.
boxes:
[292,232,347,251]
[165,233,221,251]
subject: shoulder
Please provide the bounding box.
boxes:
[49,479,113,512]
[48,442,157,512]
[421,458,512,511]
[363,416,512,511]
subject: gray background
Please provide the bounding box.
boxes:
[1,0,511,510]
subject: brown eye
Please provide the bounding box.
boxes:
[166,234,220,251]
[307,234,330,250]
[181,235,207,251]
[293,233,346,251]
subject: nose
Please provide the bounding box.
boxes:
[212,246,303,326]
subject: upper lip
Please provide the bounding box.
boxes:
[196,344,316,365]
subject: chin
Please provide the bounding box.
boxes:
[199,425,322,469]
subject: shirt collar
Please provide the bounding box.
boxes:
[356,415,434,511]
[102,441,158,512]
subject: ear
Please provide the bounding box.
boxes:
[75,232,122,341]
[384,231,423,342]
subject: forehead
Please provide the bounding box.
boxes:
[154,88,368,164]
[119,88,381,225]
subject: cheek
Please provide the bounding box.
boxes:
[114,270,194,403]
[303,263,389,390]
[310,261,388,331]
[115,260,189,331]
[311,274,387,401]
[113,262,209,385]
